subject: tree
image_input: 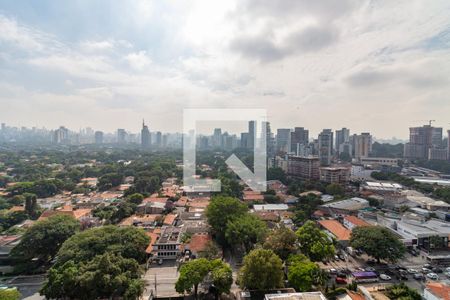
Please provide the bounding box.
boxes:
[237,249,284,290]
[41,252,144,300]
[287,254,321,292]
[24,193,38,218]
[296,221,335,262]
[386,283,421,300]
[112,201,137,223]
[0,289,21,300]
[267,167,287,183]
[198,241,221,260]
[97,173,123,191]
[210,260,233,299]
[127,193,144,205]
[11,215,80,263]
[176,258,211,298]
[325,183,344,196]
[263,226,298,260]
[350,226,405,263]
[225,214,267,252]
[205,196,247,244]
[56,226,150,265]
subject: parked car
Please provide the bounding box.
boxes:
[408,249,419,256]
[426,273,439,280]
[422,267,432,273]
[407,268,418,274]
[329,268,337,275]
[336,272,347,278]
[432,267,443,273]
[365,267,376,272]
[335,277,347,284]
[413,273,424,280]
[399,270,409,280]
[444,271,450,278]
[379,274,391,281]
[367,259,377,265]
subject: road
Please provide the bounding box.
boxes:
[143,262,180,298]
[0,275,45,299]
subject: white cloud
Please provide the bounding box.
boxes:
[125,51,152,71]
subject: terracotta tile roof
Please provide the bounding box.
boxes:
[163,213,177,225]
[243,191,265,201]
[347,291,365,300]
[145,231,160,254]
[313,210,325,217]
[175,196,188,207]
[344,215,371,227]
[188,233,211,254]
[119,214,161,226]
[427,282,450,300]
[143,197,169,204]
[318,220,351,241]
[38,207,92,221]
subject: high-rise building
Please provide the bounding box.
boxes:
[94,131,104,144]
[318,129,333,166]
[213,128,222,149]
[290,127,309,154]
[155,131,162,148]
[404,125,443,159]
[276,129,291,153]
[448,130,450,161]
[53,126,69,144]
[247,121,256,150]
[241,132,248,148]
[117,129,127,144]
[262,121,274,156]
[141,120,151,149]
[354,133,372,159]
[335,128,350,153]
[287,155,320,180]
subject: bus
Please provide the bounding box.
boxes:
[352,271,379,283]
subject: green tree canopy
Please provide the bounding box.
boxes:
[287,254,322,292]
[350,226,405,263]
[263,226,298,260]
[225,214,268,252]
[205,196,247,244]
[386,283,421,300]
[127,193,144,205]
[56,225,150,265]
[237,249,284,290]
[11,215,80,263]
[41,252,144,300]
[296,221,335,262]
[0,289,21,300]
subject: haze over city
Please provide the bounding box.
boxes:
[1,1,450,138]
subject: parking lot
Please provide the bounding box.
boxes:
[318,250,450,291]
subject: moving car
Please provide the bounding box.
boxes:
[413,273,424,280]
[379,274,391,281]
[365,267,376,272]
[407,268,418,274]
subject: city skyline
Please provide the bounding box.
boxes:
[1,1,450,138]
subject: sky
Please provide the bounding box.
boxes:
[0,0,450,139]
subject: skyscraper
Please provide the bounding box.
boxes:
[335,128,350,153]
[354,132,372,159]
[213,128,222,149]
[262,121,274,156]
[290,127,309,154]
[318,129,333,166]
[141,120,151,149]
[241,132,249,148]
[117,129,127,144]
[53,126,69,144]
[276,128,291,153]
[94,131,104,144]
[155,131,162,148]
[404,125,443,159]
[247,121,256,150]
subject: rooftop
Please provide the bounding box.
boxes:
[265,292,327,300]
[254,204,289,211]
[318,219,351,241]
[344,215,371,227]
[426,282,450,300]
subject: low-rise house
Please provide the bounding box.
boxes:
[163,213,178,226]
[137,202,166,214]
[119,214,161,228]
[243,190,264,202]
[266,180,287,193]
[320,197,369,216]
[424,282,450,300]
[253,204,288,212]
[184,232,212,257]
[343,215,372,230]
[38,206,92,221]
[318,219,352,245]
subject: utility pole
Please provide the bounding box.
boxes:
[154,274,157,297]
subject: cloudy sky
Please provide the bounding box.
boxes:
[1,0,450,139]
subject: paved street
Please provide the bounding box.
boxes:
[143,261,179,299]
[1,275,45,299]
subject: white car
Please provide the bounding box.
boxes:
[365,267,376,272]
[426,273,439,280]
[407,268,418,274]
[444,271,450,278]
[380,274,391,281]
[446,267,450,273]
